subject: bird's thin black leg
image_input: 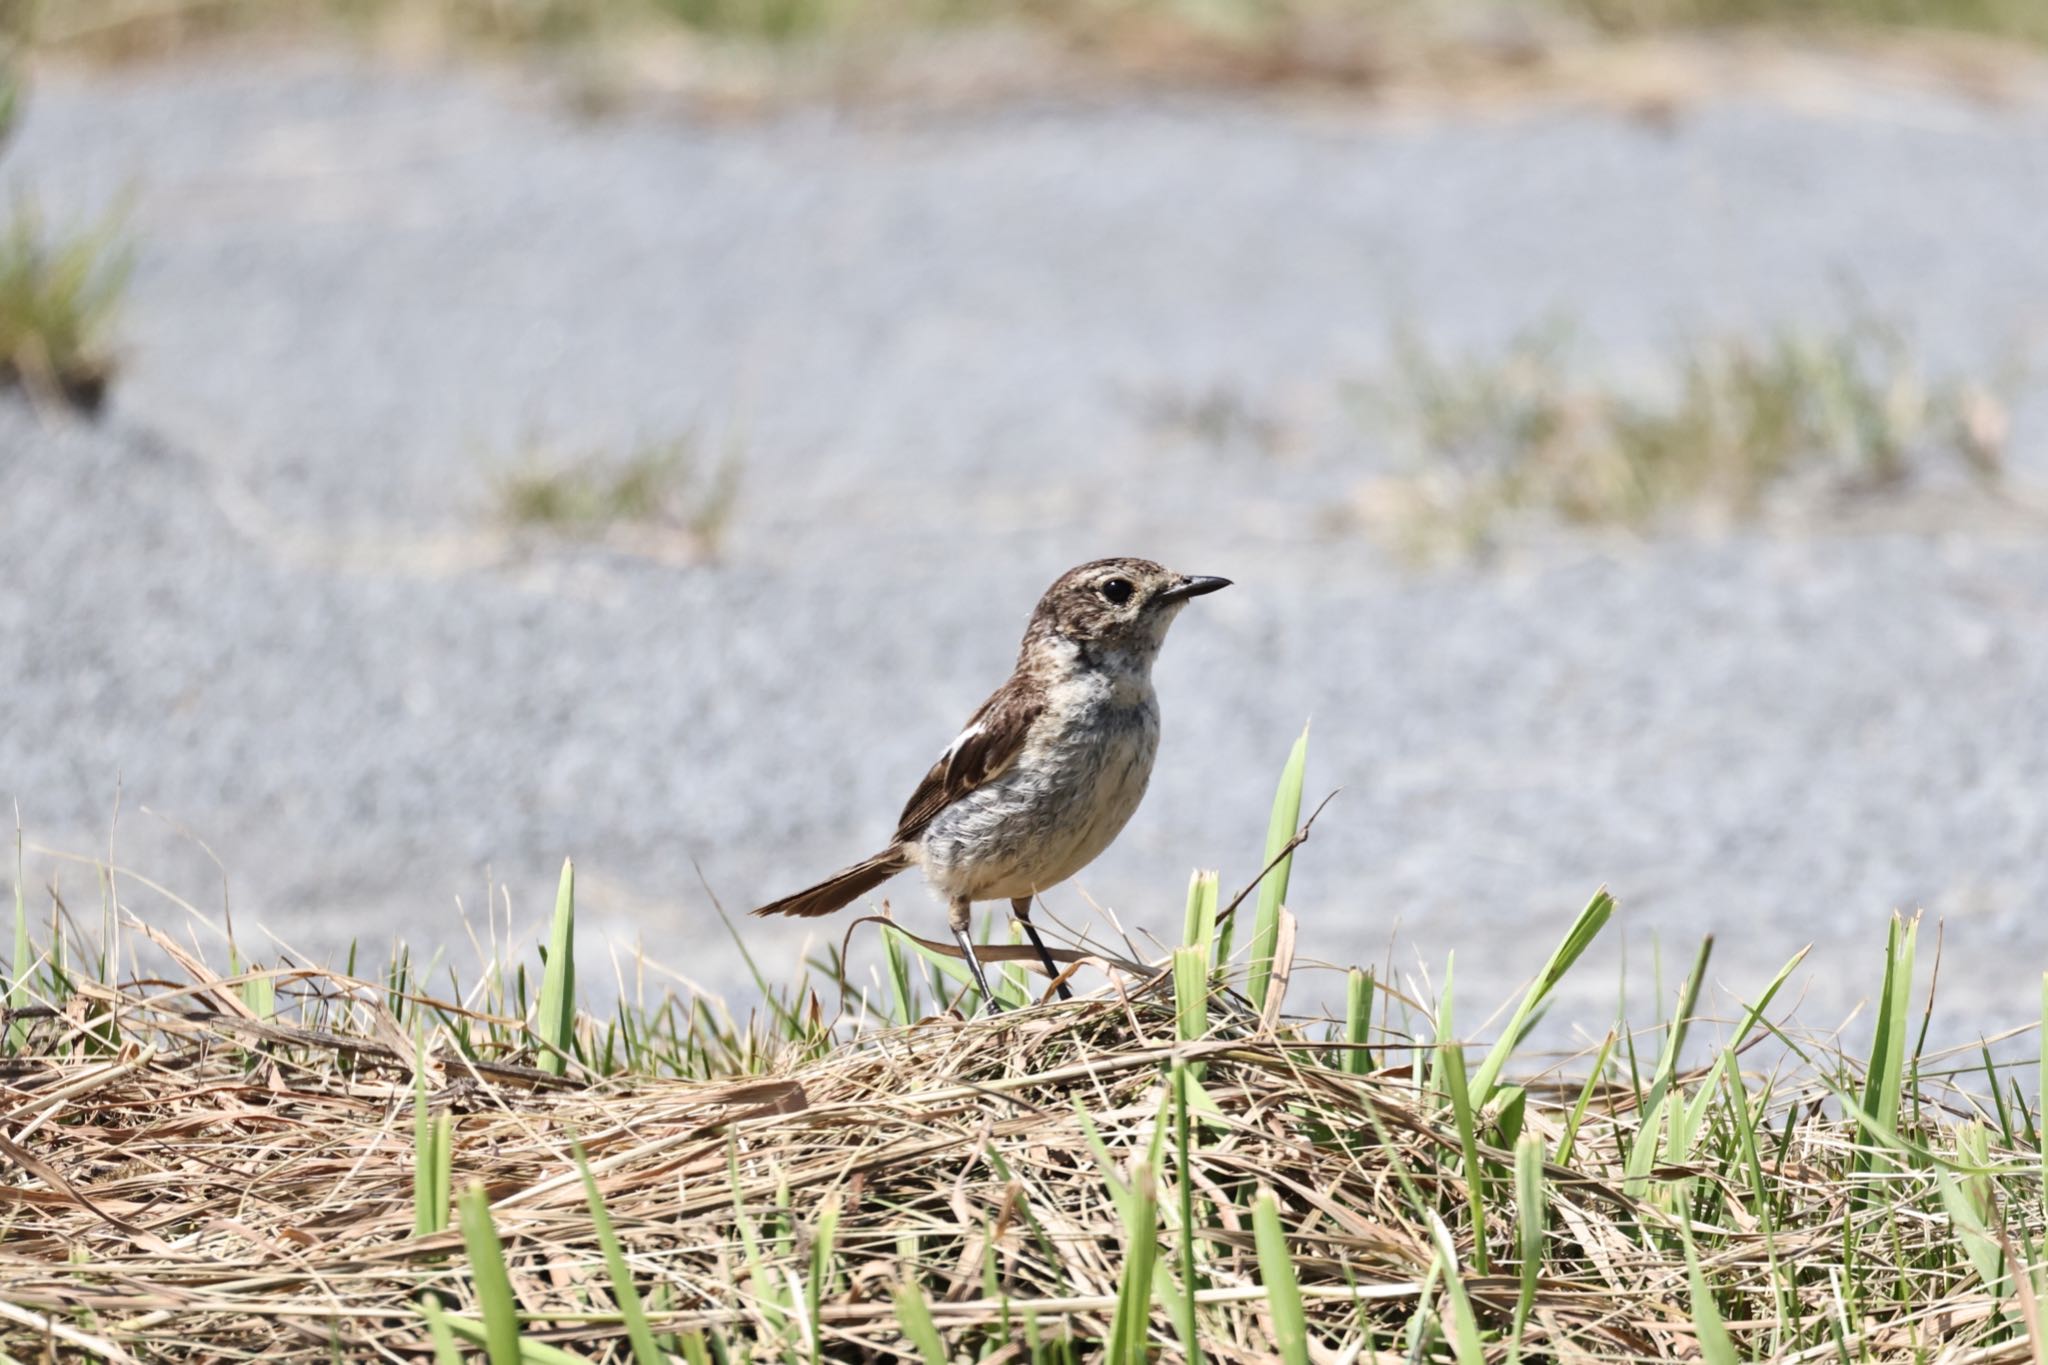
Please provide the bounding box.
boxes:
[1012,896,1073,1001]
[951,925,1004,1015]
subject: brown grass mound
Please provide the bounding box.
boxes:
[1,914,2043,1363]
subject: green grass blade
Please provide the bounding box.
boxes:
[1677,946,1809,1144]
[1440,1037,1490,1273]
[1182,868,1219,961]
[1469,890,1614,1103]
[1623,1091,1667,1201]
[1623,936,1713,1189]
[1680,1219,1740,1365]
[999,919,1030,1009]
[1936,1121,2005,1294]
[1252,1187,1310,1365]
[1426,1213,1486,1365]
[418,1294,467,1365]
[1474,892,1613,1105]
[1719,1049,1792,1344]
[1210,882,1238,969]
[457,1180,523,1365]
[1556,1030,1614,1167]
[7,820,27,1052]
[1659,936,1713,1074]
[1404,1253,1444,1363]
[412,1053,434,1237]
[1107,1163,1160,1365]
[435,1314,591,1365]
[1173,946,1209,1044]
[1510,1131,1545,1358]
[1171,1060,1204,1365]
[413,1039,451,1238]
[1426,954,1454,1100]
[891,1280,947,1365]
[1155,1258,1199,1365]
[242,969,274,1020]
[1982,1044,2016,1147]
[536,858,576,1078]
[1858,913,1918,1181]
[1492,1085,1527,1150]
[807,1195,841,1365]
[1246,723,1308,1012]
[572,1141,662,1365]
[883,924,917,1025]
[725,1134,791,1342]
[1340,967,1374,1075]
[884,922,977,997]
[431,1116,452,1233]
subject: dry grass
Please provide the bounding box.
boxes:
[1,748,2040,1359]
[0,892,2043,1361]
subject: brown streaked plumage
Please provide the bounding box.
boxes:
[891,683,1045,847]
[751,557,1230,1012]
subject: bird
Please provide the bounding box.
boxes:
[751,557,1230,1013]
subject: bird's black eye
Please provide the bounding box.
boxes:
[1099,578,1134,606]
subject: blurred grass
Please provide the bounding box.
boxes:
[0,6,134,414]
[1350,315,2013,560]
[0,195,132,414]
[1567,0,2048,42]
[27,0,2048,72]
[493,432,743,553]
[0,3,24,142]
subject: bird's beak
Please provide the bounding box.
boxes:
[1159,574,1231,604]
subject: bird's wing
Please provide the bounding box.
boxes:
[893,678,1045,843]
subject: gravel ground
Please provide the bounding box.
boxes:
[4,49,2048,1042]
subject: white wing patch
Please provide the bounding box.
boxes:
[938,722,984,768]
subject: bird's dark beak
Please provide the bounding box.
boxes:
[1159,575,1231,604]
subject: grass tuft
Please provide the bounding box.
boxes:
[493,431,742,555]
[0,196,132,415]
[1566,0,2048,43]
[1351,316,2011,559]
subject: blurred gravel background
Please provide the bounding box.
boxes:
[4,49,2047,1039]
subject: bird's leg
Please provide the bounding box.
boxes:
[1012,896,1074,1002]
[950,896,1003,1015]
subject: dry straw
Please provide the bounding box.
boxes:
[1,740,2044,1361]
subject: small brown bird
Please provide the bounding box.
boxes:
[752,557,1230,1011]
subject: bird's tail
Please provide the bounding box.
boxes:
[750,848,912,920]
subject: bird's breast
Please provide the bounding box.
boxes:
[918,689,1161,903]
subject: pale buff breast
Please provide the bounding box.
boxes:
[917,692,1161,905]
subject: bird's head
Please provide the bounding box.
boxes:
[1021,557,1230,669]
